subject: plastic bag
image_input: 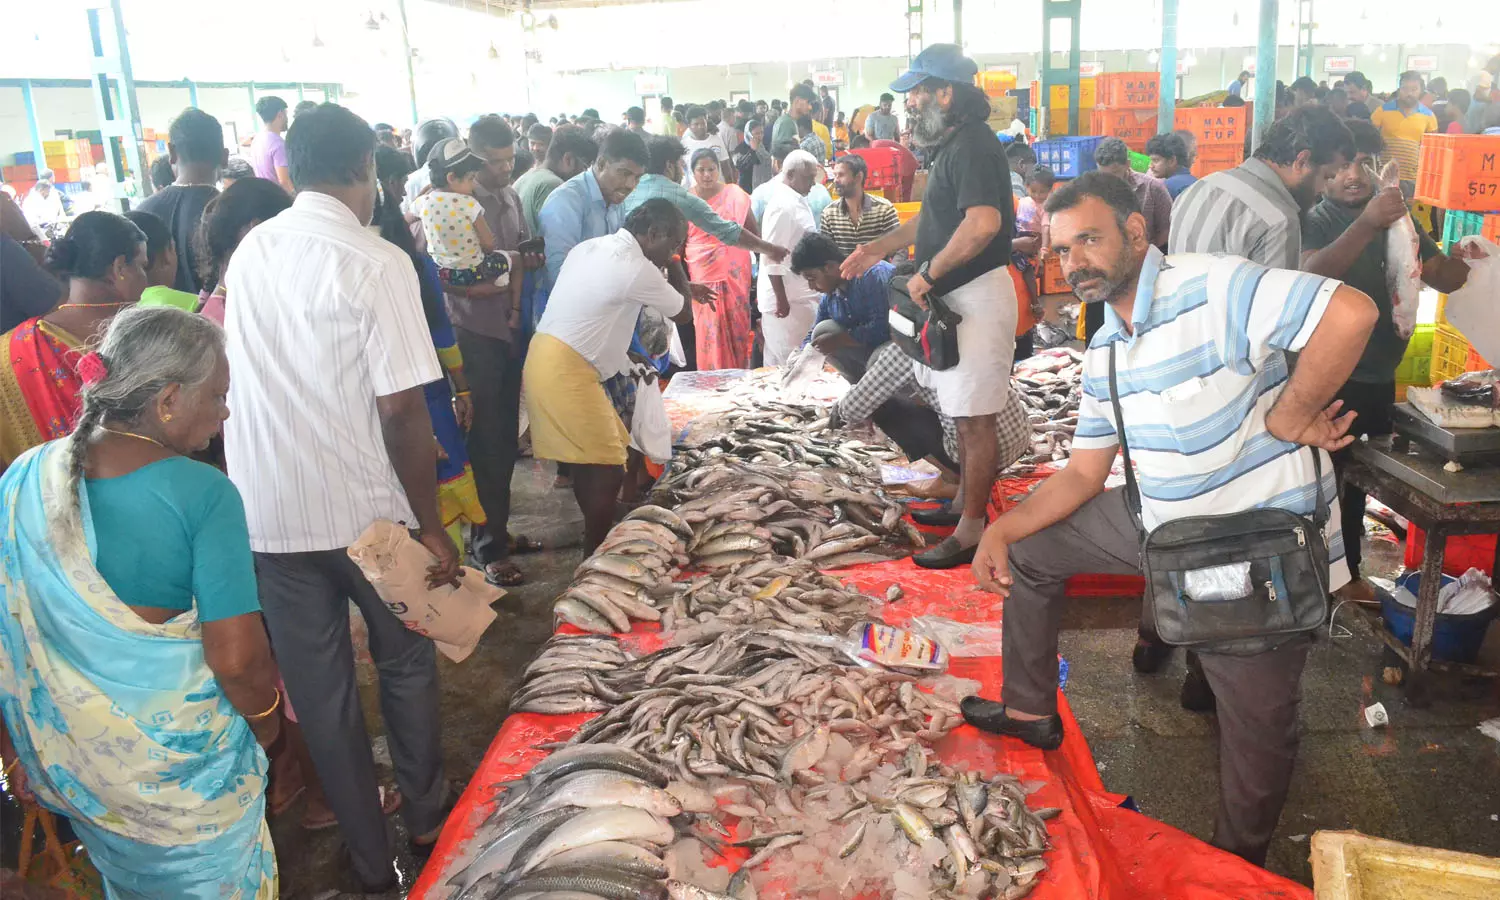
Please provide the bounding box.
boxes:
[1443,236,1500,370]
[629,371,672,465]
[907,615,1005,657]
[779,343,828,400]
[1392,567,1495,615]
[848,622,951,673]
[1182,562,1254,602]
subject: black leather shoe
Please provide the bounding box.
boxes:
[913,535,976,569]
[911,506,963,527]
[1131,638,1173,674]
[1180,653,1217,712]
[960,697,1064,750]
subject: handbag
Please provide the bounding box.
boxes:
[1108,344,1331,653]
[887,273,963,371]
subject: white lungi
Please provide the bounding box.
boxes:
[912,266,1017,417]
[758,273,820,367]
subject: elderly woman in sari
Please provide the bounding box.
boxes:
[685,148,758,370]
[0,306,280,898]
[0,210,147,469]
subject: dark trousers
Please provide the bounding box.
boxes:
[823,332,958,472]
[254,550,446,886]
[1001,489,1309,866]
[457,327,523,565]
[1332,380,1395,580]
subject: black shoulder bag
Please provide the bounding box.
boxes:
[1108,344,1331,653]
[887,274,963,371]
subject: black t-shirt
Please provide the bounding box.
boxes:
[914,120,1015,294]
[136,184,218,294]
[1303,197,1438,384]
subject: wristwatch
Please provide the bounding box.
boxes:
[917,260,934,283]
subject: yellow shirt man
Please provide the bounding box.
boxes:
[811,120,833,162]
[1369,98,1438,184]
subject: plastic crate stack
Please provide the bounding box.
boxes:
[1087,73,1160,151]
[1419,136,1500,384]
[2,151,39,195]
[1029,77,1097,138]
[40,139,94,186]
[1173,104,1250,177]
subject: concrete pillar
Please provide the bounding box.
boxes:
[1253,0,1278,152]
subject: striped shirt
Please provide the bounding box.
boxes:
[1168,158,1303,269]
[223,192,442,553]
[1072,248,1348,589]
[820,193,900,256]
[1368,100,1438,182]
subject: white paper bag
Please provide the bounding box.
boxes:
[347,520,504,662]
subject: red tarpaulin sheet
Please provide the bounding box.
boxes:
[409,557,1309,900]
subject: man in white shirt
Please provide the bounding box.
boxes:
[223,103,458,893]
[524,198,712,551]
[678,104,733,186]
[757,150,823,365]
[21,173,66,231]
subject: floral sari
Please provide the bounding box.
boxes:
[0,442,276,899]
[685,184,755,370]
[0,318,86,470]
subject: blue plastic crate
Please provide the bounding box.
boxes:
[1033,136,1107,179]
[15,151,35,166]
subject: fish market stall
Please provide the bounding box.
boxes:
[409,365,1307,900]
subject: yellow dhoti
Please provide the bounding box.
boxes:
[523,333,629,466]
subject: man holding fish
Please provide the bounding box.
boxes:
[1301,119,1477,603]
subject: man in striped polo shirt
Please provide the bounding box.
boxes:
[1169,106,1355,269]
[963,172,1377,867]
[821,155,902,257]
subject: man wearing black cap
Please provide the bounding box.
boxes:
[841,43,1021,570]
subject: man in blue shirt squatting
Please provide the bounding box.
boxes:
[788,231,963,478]
[963,171,1378,869]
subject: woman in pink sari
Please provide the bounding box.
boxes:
[686,148,757,369]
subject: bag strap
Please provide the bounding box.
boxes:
[1108,342,1331,532]
[1107,342,1144,533]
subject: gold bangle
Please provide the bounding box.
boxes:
[454,390,472,397]
[4,757,22,778]
[246,690,281,721]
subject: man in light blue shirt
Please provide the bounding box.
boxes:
[538,129,650,285]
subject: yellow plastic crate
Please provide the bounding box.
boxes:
[1430,322,1472,384]
[1311,831,1500,899]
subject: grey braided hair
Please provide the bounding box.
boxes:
[61,306,224,533]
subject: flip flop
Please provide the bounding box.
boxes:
[302,785,402,832]
[509,534,544,554]
[484,560,525,587]
[267,783,306,818]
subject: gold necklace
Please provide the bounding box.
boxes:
[54,301,133,311]
[99,427,168,449]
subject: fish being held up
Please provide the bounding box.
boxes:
[1380,160,1423,339]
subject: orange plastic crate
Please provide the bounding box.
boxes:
[1191,144,1244,178]
[1095,72,1160,109]
[1414,134,1500,212]
[1466,345,1492,371]
[1484,213,1500,244]
[1173,106,1249,148]
[1091,108,1158,151]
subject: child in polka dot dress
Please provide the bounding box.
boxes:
[411,137,517,290]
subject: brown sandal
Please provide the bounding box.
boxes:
[483,561,525,587]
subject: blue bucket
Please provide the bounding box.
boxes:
[1378,573,1498,665]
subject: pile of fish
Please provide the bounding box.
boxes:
[444,741,713,899]
[657,557,893,637]
[1013,349,1083,473]
[494,631,1057,898]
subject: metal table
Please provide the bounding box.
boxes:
[1341,438,1500,703]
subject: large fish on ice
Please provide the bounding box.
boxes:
[1381,160,1423,339]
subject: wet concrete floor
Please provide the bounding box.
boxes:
[274,460,1500,898]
